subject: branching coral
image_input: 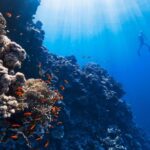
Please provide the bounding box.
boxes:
[0,13,62,149]
[23,79,62,121]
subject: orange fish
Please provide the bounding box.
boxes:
[10,135,18,140]
[29,124,36,131]
[60,85,65,91]
[6,12,12,18]
[11,124,21,128]
[44,140,49,148]
[17,86,23,91]
[24,112,32,117]
[15,91,23,97]
[51,97,59,102]
[36,136,42,141]
[51,106,60,114]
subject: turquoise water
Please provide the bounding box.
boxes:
[35,0,150,134]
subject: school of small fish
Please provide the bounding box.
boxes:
[0,60,67,149]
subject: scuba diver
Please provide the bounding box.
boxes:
[138,31,150,56]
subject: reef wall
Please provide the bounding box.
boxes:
[0,12,62,149]
[0,0,150,149]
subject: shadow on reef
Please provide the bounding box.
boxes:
[0,0,150,149]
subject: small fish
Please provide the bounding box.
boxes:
[44,140,49,148]
[64,80,69,84]
[29,124,36,131]
[6,12,12,18]
[10,135,18,140]
[15,91,23,97]
[11,124,21,128]
[36,136,42,141]
[51,96,59,102]
[34,117,41,121]
[57,122,63,125]
[60,85,65,91]
[51,106,61,114]
[24,112,32,117]
[17,86,23,91]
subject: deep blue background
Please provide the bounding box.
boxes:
[35,0,150,134]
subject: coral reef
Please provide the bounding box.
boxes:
[0,0,150,150]
[23,78,62,121]
[0,13,26,118]
[0,13,62,149]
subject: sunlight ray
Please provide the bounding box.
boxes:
[36,0,148,41]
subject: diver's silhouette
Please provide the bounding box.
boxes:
[138,31,150,56]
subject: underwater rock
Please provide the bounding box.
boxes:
[0,0,150,149]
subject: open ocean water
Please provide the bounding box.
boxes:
[35,0,150,135]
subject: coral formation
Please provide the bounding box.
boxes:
[0,13,26,118]
[0,13,62,149]
[0,0,150,149]
[0,13,6,35]
[23,78,62,121]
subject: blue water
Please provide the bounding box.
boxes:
[35,0,150,134]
